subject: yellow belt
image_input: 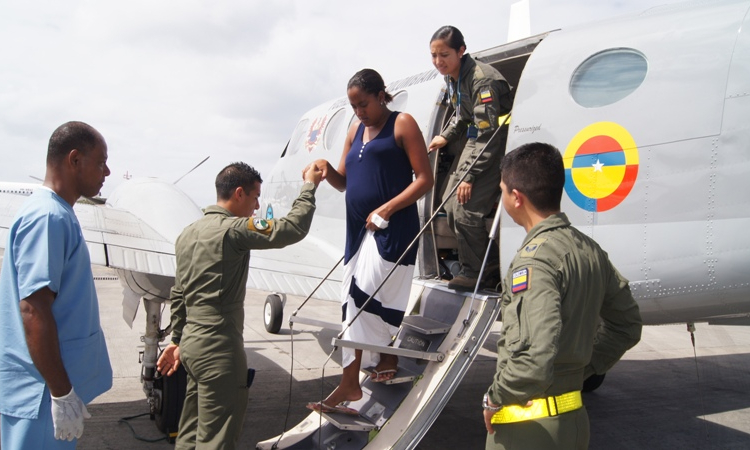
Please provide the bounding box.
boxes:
[491,391,583,424]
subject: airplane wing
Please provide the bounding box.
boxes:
[0,191,177,278]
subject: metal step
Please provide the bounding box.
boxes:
[332,338,445,362]
[401,315,451,335]
[320,411,377,432]
[362,366,420,386]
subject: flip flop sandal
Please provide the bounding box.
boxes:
[370,368,398,382]
[306,401,360,416]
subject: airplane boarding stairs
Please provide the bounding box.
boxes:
[256,279,501,450]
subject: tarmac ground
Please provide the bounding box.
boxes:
[2,260,750,449]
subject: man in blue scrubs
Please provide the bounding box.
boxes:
[0,121,113,449]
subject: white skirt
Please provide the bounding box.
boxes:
[340,230,415,368]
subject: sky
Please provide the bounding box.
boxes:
[0,0,686,207]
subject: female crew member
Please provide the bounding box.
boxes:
[307,68,433,413]
[429,25,512,290]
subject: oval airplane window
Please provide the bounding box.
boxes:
[347,110,358,131]
[570,49,648,108]
[389,90,409,113]
[345,90,409,134]
[286,119,309,156]
[324,108,346,151]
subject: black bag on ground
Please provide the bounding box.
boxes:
[153,364,187,443]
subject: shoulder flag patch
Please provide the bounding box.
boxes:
[248,217,274,235]
[511,267,530,293]
[480,88,493,104]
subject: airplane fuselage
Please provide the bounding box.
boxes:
[254,0,750,326]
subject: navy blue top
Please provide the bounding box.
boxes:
[344,111,419,265]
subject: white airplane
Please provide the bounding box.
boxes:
[1,0,749,448]
[253,1,750,446]
[0,182,36,197]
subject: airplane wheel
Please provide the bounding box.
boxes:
[582,373,606,392]
[264,294,283,334]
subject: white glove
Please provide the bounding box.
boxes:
[51,387,91,441]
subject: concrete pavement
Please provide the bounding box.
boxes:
[2,260,749,449]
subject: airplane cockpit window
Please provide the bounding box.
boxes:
[286,119,309,157]
[570,49,648,108]
[324,108,346,151]
[389,90,409,113]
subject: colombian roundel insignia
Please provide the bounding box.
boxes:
[563,122,639,212]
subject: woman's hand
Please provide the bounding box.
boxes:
[304,159,331,181]
[366,205,392,231]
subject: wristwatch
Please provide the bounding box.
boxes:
[483,393,502,412]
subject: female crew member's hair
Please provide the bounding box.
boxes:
[430,25,466,51]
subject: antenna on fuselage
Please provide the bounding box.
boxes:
[508,0,531,42]
[173,156,210,185]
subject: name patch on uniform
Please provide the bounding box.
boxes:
[248,217,274,235]
[480,89,493,104]
[511,267,530,293]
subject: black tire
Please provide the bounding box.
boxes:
[582,373,606,392]
[264,294,283,334]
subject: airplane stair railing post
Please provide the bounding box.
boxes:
[287,255,345,330]
[459,197,504,335]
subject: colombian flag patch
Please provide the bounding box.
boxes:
[511,267,530,293]
[480,88,493,104]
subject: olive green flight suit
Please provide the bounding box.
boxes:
[441,54,512,279]
[486,213,642,450]
[169,182,317,450]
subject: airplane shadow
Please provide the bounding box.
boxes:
[417,353,750,450]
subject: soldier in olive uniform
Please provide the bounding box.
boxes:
[429,25,513,290]
[157,162,322,450]
[482,143,642,450]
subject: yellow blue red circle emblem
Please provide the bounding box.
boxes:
[563,122,639,212]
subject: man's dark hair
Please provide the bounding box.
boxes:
[215,162,263,201]
[347,68,394,103]
[47,121,102,164]
[500,142,565,213]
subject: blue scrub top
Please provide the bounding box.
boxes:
[0,189,112,419]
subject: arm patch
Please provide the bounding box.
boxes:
[248,217,274,235]
[520,237,547,258]
[511,267,531,293]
